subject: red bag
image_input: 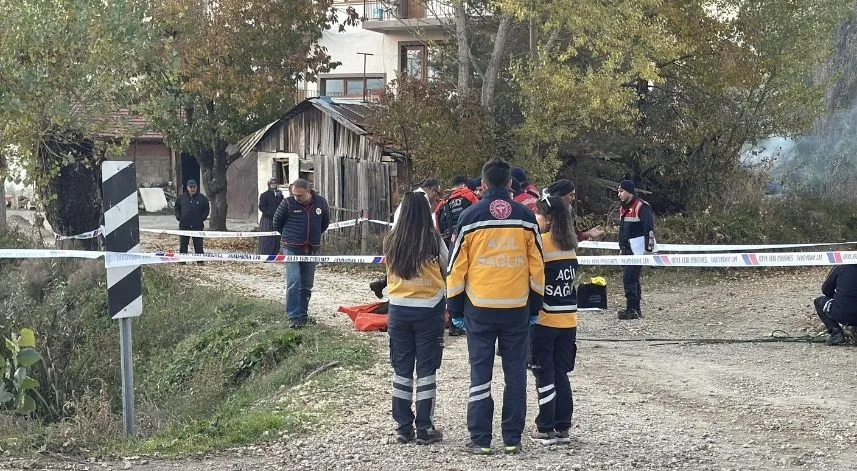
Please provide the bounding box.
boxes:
[338,302,452,332]
[338,302,389,332]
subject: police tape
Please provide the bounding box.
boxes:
[139,229,280,237]
[103,252,385,267]
[577,240,857,252]
[96,250,857,268]
[138,218,390,238]
[0,249,105,260]
[54,227,103,241]
[577,252,857,267]
[5,249,857,268]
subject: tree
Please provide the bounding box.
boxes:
[0,151,6,233]
[505,0,852,210]
[367,76,495,185]
[142,0,358,230]
[0,0,152,248]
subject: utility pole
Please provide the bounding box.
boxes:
[357,52,374,102]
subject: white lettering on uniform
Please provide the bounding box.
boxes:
[486,238,519,250]
[556,267,575,281]
[476,255,525,267]
[545,284,574,297]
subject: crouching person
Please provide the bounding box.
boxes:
[529,195,579,445]
[814,264,857,346]
[384,192,448,445]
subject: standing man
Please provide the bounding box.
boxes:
[447,158,545,455]
[175,179,209,257]
[511,167,540,199]
[617,179,655,320]
[258,178,284,255]
[438,176,479,249]
[273,179,330,329]
[544,179,605,241]
[438,176,479,337]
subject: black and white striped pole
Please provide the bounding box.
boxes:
[102,161,142,436]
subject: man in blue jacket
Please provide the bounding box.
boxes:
[273,179,330,329]
[814,265,857,345]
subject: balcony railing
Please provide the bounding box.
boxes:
[295,89,320,102]
[363,0,454,21]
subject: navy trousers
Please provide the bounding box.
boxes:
[464,311,529,447]
[529,325,577,433]
[388,304,445,436]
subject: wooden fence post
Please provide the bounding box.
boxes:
[360,209,369,255]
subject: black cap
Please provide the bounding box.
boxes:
[187,179,198,187]
[619,179,636,194]
[511,167,527,184]
[546,179,574,197]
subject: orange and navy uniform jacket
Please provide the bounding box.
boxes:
[387,242,449,316]
[438,187,480,242]
[536,233,578,329]
[618,196,655,255]
[446,187,545,320]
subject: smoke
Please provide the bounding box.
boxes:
[781,98,857,196]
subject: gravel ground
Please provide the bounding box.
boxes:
[6,247,857,470]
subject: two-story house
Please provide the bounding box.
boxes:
[298,0,453,101]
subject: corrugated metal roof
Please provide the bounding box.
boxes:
[230,97,384,159]
[226,119,279,160]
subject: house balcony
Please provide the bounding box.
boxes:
[362,0,454,32]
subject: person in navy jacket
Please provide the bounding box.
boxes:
[273,179,330,328]
[814,265,857,345]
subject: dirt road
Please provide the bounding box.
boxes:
[12,261,857,471]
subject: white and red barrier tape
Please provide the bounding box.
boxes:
[137,218,392,238]
[577,240,857,252]
[3,249,857,268]
[54,227,104,241]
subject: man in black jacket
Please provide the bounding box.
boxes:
[814,265,857,345]
[273,179,330,329]
[258,178,284,255]
[174,180,210,256]
[617,180,655,320]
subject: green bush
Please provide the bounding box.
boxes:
[657,194,857,246]
[0,233,375,455]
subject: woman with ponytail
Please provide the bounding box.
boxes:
[528,194,579,446]
[383,192,447,446]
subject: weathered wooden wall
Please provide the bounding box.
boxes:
[313,154,393,225]
[256,108,384,163]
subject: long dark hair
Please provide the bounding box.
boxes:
[384,192,441,280]
[537,195,577,251]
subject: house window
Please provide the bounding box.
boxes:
[321,76,386,99]
[274,159,289,185]
[400,44,427,80]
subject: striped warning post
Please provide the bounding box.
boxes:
[103,161,142,319]
[102,160,140,437]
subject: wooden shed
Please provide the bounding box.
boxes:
[229,97,404,227]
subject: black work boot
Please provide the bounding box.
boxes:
[618,302,642,320]
[369,279,385,299]
[415,428,443,445]
[826,330,847,346]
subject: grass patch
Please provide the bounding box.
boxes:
[0,229,376,457]
[127,323,374,456]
